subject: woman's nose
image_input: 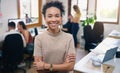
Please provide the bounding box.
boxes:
[51,17,57,21]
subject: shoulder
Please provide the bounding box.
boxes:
[22,30,30,37]
[4,31,20,36]
[61,31,73,39]
[35,31,47,40]
[24,30,29,34]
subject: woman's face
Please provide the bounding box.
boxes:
[17,23,22,31]
[44,7,62,31]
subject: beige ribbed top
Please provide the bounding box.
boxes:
[34,30,76,64]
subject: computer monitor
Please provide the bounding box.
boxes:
[102,47,118,63]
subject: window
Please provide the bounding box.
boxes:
[96,0,119,23]
[19,0,38,24]
[20,0,38,19]
[70,0,120,24]
[71,0,88,20]
[17,0,42,28]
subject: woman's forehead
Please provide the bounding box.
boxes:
[46,7,61,14]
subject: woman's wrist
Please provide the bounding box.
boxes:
[49,64,53,71]
[44,63,53,71]
[44,63,51,71]
[43,62,45,70]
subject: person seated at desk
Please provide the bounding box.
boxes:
[0,22,26,48]
[17,21,34,67]
[17,21,33,45]
[0,22,26,60]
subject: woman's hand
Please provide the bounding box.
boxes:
[33,61,45,70]
[65,53,76,63]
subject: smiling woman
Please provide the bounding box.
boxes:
[33,1,76,73]
[17,0,42,28]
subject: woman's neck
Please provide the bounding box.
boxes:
[20,29,25,33]
[48,28,60,34]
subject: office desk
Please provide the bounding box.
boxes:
[74,37,120,73]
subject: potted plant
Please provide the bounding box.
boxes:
[82,14,97,27]
[81,14,97,39]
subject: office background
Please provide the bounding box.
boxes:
[0,0,120,38]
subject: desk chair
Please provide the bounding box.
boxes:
[93,22,104,43]
[83,25,97,52]
[2,34,26,73]
[34,27,38,36]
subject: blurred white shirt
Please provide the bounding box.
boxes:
[0,29,26,48]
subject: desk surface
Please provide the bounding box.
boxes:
[74,37,120,73]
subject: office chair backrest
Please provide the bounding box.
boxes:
[2,34,24,65]
[84,24,95,43]
[34,27,38,36]
[84,24,97,51]
[93,22,104,42]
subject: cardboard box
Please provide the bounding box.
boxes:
[102,64,114,73]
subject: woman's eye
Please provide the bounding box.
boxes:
[48,16,52,18]
[56,15,60,18]
[56,14,60,18]
[47,14,60,18]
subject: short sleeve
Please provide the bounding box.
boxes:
[67,35,76,55]
[33,35,43,56]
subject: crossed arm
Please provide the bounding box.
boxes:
[33,53,76,72]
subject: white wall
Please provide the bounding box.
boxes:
[0,0,17,34]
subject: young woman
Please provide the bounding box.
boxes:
[17,21,33,45]
[17,21,33,67]
[33,1,76,73]
[72,5,81,48]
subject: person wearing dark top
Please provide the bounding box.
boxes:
[62,14,73,33]
[25,14,32,23]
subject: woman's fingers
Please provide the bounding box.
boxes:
[33,61,44,70]
[66,53,76,62]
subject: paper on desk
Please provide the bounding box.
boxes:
[90,49,106,55]
[91,37,120,55]
[108,30,120,38]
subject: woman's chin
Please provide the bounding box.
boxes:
[50,27,57,30]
